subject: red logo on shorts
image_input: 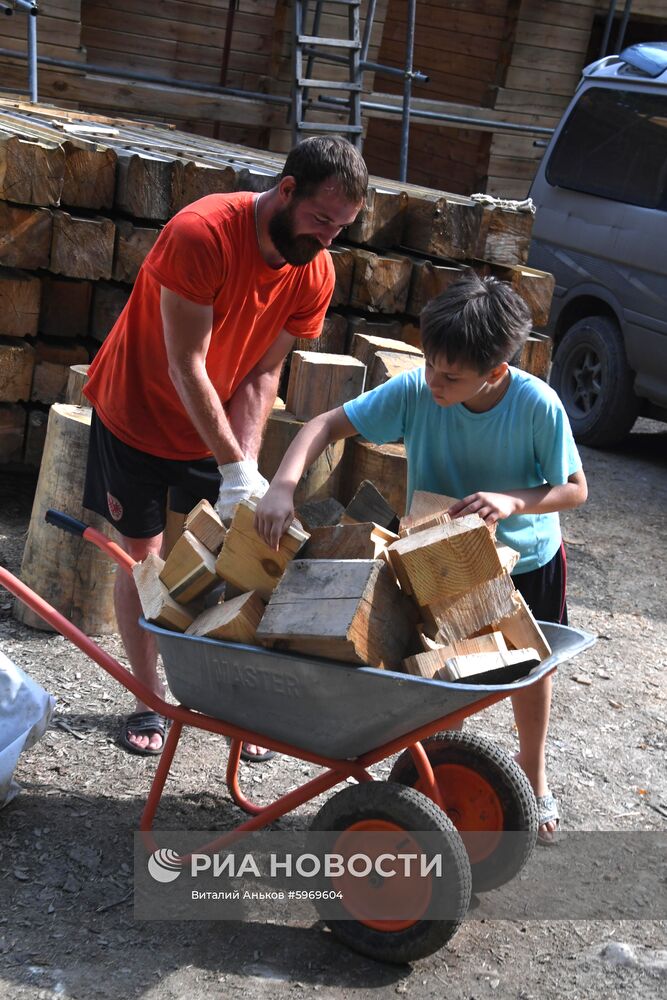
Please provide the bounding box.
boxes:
[107,492,124,521]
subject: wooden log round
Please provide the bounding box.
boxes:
[14,403,118,634]
[65,364,90,406]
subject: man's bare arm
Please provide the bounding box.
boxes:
[226,328,297,461]
[160,287,244,465]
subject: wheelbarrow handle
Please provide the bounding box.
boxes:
[45,508,88,537]
[44,507,136,576]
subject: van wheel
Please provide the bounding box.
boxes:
[550,316,638,446]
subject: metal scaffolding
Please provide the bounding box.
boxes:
[1,0,38,102]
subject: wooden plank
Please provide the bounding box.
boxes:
[343,439,407,517]
[258,406,345,507]
[342,479,400,533]
[0,204,52,270]
[294,312,347,356]
[347,316,404,350]
[346,187,408,250]
[408,490,459,520]
[0,340,36,402]
[184,498,226,554]
[489,591,552,661]
[369,350,422,389]
[0,269,41,338]
[475,203,535,267]
[429,574,518,644]
[114,150,174,222]
[31,341,89,405]
[301,522,398,561]
[90,282,131,342]
[215,498,309,602]
[406,257,464,317]
[476,262,555,329]
[50,211,115,280]
[170,159,237,214]
[61,138,117,211]
[296,496,345,533]
[399,509,452,538]
[185,591,265,644]
[403,631,508,679]
[403,193,484,261]
[0,403,26,464]
[133,553,195,632]
[329,246,355,308]
[439,646,540,682]
[112,220,160,284]
[386,514,504,607]
[159,529,219,604]
[516,333,553,381]
[286,351,366,422]
[348,247,412,314]
[39,276,92,339]
[0,132,66,206]
[350,332,422,374]
[23,407,48,468]
[256,558,415,670]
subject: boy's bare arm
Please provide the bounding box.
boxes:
[254,406,357,548]
[449,469,588,526]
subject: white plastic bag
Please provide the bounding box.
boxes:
[0,648,56,808]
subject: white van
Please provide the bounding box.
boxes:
[528,42,667,446]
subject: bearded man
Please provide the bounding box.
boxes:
[82,136,368,757]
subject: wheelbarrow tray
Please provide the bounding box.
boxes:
[142,619,595,758]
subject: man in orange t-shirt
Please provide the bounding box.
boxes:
[83,136,368,757]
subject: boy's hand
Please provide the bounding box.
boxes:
[448,492,520,526]
[254,485,297,550]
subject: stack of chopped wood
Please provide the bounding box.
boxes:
[136,479,550,684]
[0,97,554,476]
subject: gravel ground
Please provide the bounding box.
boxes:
[0,418,666,999]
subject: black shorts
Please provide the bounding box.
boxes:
[511,543,568,625]
[83,411,220,539]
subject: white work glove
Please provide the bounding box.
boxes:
[215,460,269,523]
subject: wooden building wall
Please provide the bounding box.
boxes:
[0,1,388,149]
[362,0,522,194]
[0,1,84,97]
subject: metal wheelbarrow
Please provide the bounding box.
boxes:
[0,509,596,964]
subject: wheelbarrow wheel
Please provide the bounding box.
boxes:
[389,731,538,893]
[308,781,471,964]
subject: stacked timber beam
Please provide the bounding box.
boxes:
[133,483,550,683]
[0,98,554,519]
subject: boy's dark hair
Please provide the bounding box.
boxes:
[281,136,368,204]
[420,272,533,372]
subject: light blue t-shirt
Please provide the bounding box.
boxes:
[343,365,582,574]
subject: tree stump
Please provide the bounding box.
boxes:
[14,403,118,633]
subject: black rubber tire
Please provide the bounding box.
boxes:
[309,782,472,964]
[389,731,537,893]
[550,315,639,446]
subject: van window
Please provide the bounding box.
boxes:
[545,86,667,210]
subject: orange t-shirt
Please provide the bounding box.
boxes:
[84,192,335,459]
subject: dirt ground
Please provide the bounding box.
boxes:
[0,418,666,1000]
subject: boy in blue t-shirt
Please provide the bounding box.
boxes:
[255,273,588,843]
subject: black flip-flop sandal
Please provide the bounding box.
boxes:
[119,711,168,757]
[240,743,277,763]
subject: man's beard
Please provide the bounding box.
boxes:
[268,205,323,265]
